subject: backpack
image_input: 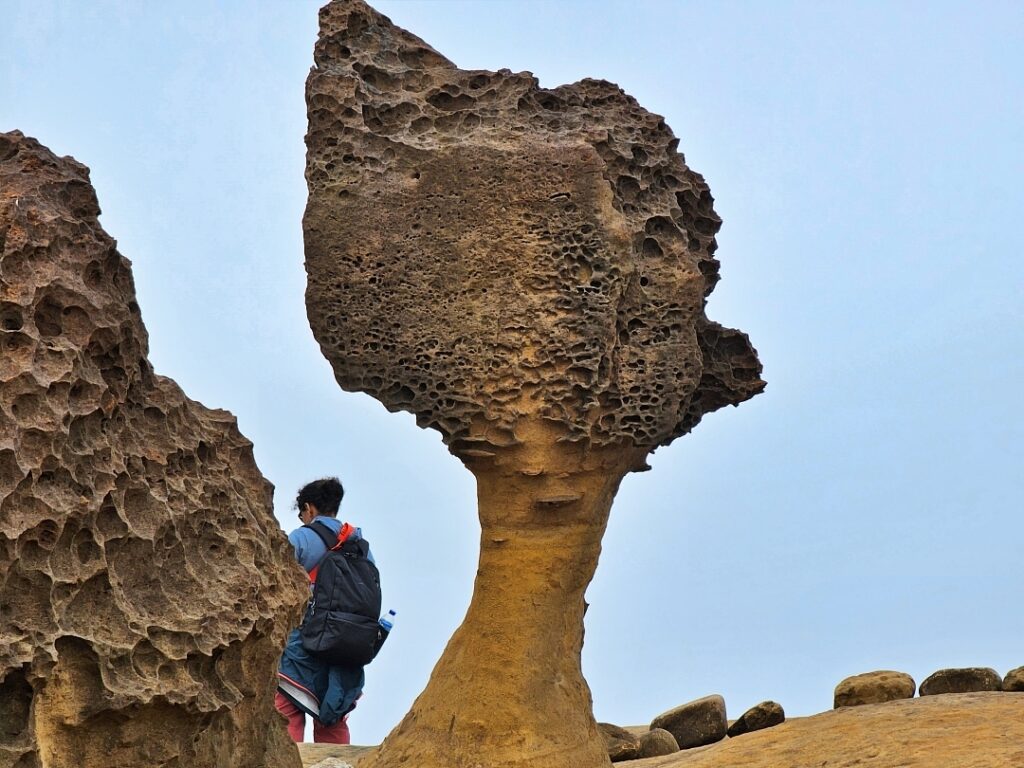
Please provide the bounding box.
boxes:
[299,521,388,667]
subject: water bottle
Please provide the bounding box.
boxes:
[379,609,396,632]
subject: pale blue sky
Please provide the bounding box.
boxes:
[3,0,1022,745]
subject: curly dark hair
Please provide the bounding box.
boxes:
[296,477,344,517]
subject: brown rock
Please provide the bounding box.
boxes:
[635,693,1022,768]
[639,728,680,758]
[0,131,307,768]
[726,700,785,737]
[303,3,762,768]
[834,670,916,708]
[651,695,728,749]
[304,0,764,457]
[599,722,642,762]
[919,667,1002,696]
[1003,666,1024,691]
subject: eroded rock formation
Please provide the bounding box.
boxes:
[303,2,763,768]
[0,131,307,768]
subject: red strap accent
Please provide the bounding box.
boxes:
[308,522,355,584]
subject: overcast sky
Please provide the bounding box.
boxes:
[3,0,1023,746]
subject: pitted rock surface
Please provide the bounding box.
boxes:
[304,0,763,460]
[0,131,307,768]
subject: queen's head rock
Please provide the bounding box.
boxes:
[302,4,762,768]
[304,0,763,468]
[0,131,307,768]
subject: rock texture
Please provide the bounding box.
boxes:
[599,723,642,763]
[304,0,763,459]
[0,131,307,768]
[1003,666,1024,691]
[303,2,762,768]
[636,693,1024,768]
[833,670,916,708]
[637,729,679,759]
[919,667,1002,696]
[650,695,728,750]
[726,700,784,737]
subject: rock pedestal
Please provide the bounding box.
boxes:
[0,131,307,768]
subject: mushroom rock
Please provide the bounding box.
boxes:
[0,131,308,768]
[303,2,764,768]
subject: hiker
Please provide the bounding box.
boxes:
[275,477,378,744]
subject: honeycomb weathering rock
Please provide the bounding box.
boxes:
[0,131,306,768]
[304,0,764,460]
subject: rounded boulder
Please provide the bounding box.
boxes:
[834,671,916,708]
[650,694,728,749]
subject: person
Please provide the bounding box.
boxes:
[275,477,371,744]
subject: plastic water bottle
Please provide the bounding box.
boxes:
[379,609,396,632]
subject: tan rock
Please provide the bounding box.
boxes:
[599,722,642,762]
[1003,666,1024,691]
[919,667,1002,696]
[634,693,1024,768]
[303,2,763,768]
[650,695,728,749]
[0,131,307,768]
[726,700,785,736]
[834,670,916,708]
[639,728,680,758]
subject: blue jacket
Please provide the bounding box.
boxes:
[277,516,369,724]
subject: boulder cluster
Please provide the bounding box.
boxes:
[834,665,1024,708]
[598,696,786,762]
[595,664,1024,762]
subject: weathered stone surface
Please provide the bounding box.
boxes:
[635,693,1024,768]
[834,670,916,708]
[726,700,785,737]
[303,3,762,768]
[304,1,764,462]
[1003,666,1024,691]
[638,728,679,758]
[0,131,307,768]
[299,743,375,768]
[919,667,1002,696]
[599,722,642,762]
[650,695,728,749]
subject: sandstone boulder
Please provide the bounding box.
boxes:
[1003,666,1024,692]
[599,722,642,762]
[726,700,785,737]
[650,695,728,749]
[834,670,916,708]
[639,728,680,758]
[0,131,307,768]
[919,667,1002,696]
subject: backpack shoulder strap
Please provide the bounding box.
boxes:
[304,520,337,550]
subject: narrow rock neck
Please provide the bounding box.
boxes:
[365,426,642,768]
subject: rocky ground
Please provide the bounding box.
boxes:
[298,692,1024,768]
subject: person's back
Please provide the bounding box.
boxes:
[275,477,372,744]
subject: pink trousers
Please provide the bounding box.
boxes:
[274,690,351,744]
